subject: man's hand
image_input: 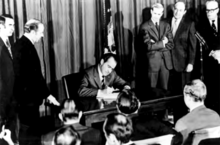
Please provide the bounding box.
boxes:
[47,95,60,106]
[0,126,14,145]
[162,36,168,46]
[209,50,220,64]
[123,85,131,90]
[185,64,193,72]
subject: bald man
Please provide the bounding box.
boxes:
[197,0,220,114]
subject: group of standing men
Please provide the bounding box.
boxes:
[140,0,220,114]
[0,16,59,145]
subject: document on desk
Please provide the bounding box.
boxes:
[103,92,119,101]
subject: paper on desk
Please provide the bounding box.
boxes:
[103,92,119,100]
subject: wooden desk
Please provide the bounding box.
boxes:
[83,95,183,126]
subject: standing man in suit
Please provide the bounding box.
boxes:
[197,0,220,113]
[139,3,174,94]
[175,79,220,144]
[0,14,18,145]
[169,1,197,94]
[42,98,103,145]
[78,53,130,99]
[13,19,59,133]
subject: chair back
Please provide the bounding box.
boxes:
[191,126,220,145]
[62,72,84,99]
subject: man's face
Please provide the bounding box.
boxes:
[151,8,163,22]
[0,17,14,37]
[173,2,186,19]
[206,1,219,20]
[33,24,44,43]
[100,57,117,76]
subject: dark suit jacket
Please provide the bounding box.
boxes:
[169,17,197,72]
[0,38,15,120]
[175,105,220,143]
[198,17,220,54]
[139,19,174,71]
[41,123,103,145]
[131,115,176,141]
[13,36,49,106]
[78,65,128,97]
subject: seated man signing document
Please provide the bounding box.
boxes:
[78,53,130,102]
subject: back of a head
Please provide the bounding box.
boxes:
[54,126,81,145]
[60,99,82,121]
[116,90,140,115]
[184,79,207,102]
[24,19,42,33]
[103,113,133,144]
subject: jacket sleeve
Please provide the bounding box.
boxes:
[78,73,98,97]
[188,22,197,65]
[140,28,164,52]
[159,23,174,52]
[111,71,129,89]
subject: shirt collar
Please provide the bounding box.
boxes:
[151,19,160,25]
[98,65,104,81]
[0,34,9,46]
[190,104,205,112]
[24,33,35,44]
[172,17,182,25]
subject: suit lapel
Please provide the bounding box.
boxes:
[93,66,102,88]
[174,18,184,40]
[149,20,159,38]
[0,38,13,60]
[159,20,165,39]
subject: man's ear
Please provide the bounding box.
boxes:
[58,113,63,121]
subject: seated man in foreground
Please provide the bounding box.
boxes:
[78,53,130,105]
[175,79,220,143]
[116,90,176,141]
[103,113,134,145]
[42,98,103,145]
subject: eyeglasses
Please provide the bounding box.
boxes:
[206,7,219,13]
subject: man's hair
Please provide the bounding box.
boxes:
[184,79,207,102]
[24,19,43,33]
[116,90,140,115]
[103,113,133,144]
[174,0,186,10]
[100,53,118,64]
[0,14,13,25]
[206,0,219,8]
[54,126,81,145]
[60,99,82,121]
[151,3,164,11]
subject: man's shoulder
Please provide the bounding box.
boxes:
[41,129,57,145]
[140,20,151,29]
[84,65,98,76]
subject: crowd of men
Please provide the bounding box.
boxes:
[1,0,220,145]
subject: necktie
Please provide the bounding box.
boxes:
[172,19,178,37]
[6,39,13,59]
[101,76,106,89]
[212,20,217,37]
